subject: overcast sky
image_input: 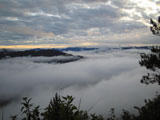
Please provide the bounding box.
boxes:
[0,0,160,48]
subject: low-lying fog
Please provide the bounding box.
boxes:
[0,49,160,119]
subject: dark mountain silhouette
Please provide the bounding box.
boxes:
[0,46,149,60]
[121,46,149,50]
[0,49,71,59]
[56,46,150,52]
[56,47,98,52]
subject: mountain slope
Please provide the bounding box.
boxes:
[0,49,71,59]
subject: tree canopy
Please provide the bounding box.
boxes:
[139,16,160,85]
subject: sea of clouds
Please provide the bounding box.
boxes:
[0,48,160,119]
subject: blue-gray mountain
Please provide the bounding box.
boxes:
[0,49,83,63]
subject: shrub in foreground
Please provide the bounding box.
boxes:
[10,93,160,120]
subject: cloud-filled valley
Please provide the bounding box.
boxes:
[0,48,159,119]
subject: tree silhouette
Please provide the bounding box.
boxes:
[10,94,105,120]
[150,16,160,36]
[139,16,160,85]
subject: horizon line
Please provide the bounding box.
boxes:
[0,44,159,49]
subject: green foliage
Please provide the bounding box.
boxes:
[107,108,117,120]
[139,16,160,85]
[10,93,160,120]
[42,93,81,120]
[120,110,135,120]
[150,16,160,36]
[139,46,160,85]
[90,113,104,120]
[20,97,40,120]
[119,95,160,120]
[10,93,105,120]
[140,47,160,71]
[133,94,160,120]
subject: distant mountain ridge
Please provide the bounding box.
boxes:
[0,46,150,59]
[56,46,150,52]
[56,47,98,52]
[0,49,70,59]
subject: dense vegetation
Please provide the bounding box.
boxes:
[9,93,160,120]
[139,17,160,85]
[139,46,160,85]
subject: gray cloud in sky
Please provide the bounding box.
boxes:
[0,0,160,47]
